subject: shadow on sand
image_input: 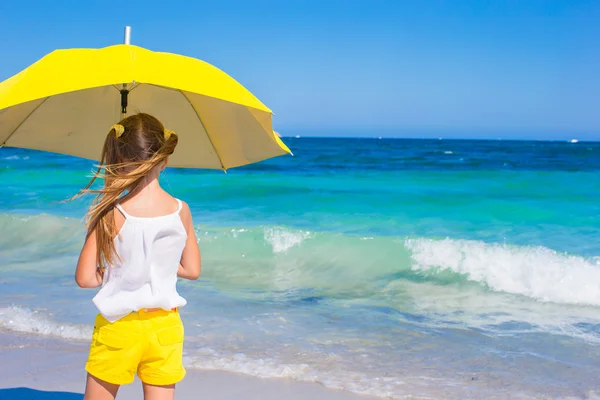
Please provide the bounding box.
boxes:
[0,387,83,399]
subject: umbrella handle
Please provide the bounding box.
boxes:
[120,89,129,115]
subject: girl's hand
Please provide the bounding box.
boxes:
[177,201,201,280]
[75,230,103,288]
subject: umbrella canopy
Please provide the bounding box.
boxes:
[0,43,291,169]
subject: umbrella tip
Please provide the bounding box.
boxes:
[124,26,132,45]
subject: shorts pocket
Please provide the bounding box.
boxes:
[97,328,136,349]
[156,325,184,346]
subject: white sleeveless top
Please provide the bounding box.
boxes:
[92,199,188,322]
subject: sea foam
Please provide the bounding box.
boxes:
[406,238,600,307]
[0,306,91,340]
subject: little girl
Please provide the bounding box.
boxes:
[73,113,201,400]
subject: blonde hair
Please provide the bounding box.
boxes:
[72,113,178,273]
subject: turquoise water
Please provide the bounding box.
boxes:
[1,138,600,399]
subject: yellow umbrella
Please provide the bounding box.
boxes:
[0,27,291,170]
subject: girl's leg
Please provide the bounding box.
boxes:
[84,374,120,400]
[142,382,175,400]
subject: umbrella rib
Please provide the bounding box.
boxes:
[177,89,227,172]
[111,83,140,93]
[1,97,50,147]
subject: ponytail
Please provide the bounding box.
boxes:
[69,114,177,274]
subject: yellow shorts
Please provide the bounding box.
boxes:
[85,309,186,386]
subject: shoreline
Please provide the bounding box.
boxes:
[0,331,381,400]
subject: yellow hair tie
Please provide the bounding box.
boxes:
[112,124,125,138]
[164,129,176,140]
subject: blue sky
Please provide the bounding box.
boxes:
[1,0,599,139]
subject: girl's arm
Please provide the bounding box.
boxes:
[75,230,103,288]
[178,201,201,280]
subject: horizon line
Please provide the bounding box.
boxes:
[279,136,600,143]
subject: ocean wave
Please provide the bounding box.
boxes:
[2,155,29,160]
[1,213,600,308]
[185,349,312,380]
[263,227,311,253]
[406,238,600,307]
[0,306,91,340]
[184,349,399,398]
[200,225,600,308]
[0,213,83,255]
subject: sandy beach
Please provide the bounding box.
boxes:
[0,332,378,400]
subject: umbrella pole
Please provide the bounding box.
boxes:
[121,26,131,119]
[124,26,131,45]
